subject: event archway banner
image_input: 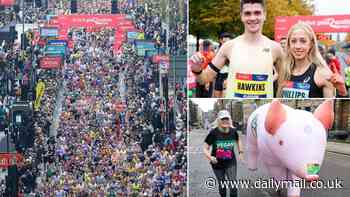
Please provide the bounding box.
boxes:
[48,14,136,51]
[56,14,127,29]
[40,56,63,69]
[0,0,15,6]
[275,15,350,41]
[0,152,24,168]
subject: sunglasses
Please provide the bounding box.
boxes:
[221,117,230,121]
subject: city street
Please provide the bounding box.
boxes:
[189,129,350,197]
[0,0,187,195]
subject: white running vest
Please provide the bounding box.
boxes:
[225,37,274,98]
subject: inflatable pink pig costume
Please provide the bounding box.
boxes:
[246,100,334,196]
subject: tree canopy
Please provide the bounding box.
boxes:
[190,0,314,41]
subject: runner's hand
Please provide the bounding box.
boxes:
[210,156,218,164]
[189,52,204,73]
[330,73,348,96]
[238,152,245,164]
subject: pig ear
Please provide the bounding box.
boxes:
[314,100,334,130]
[265,100,287,135]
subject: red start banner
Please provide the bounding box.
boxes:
[56,14,127,29]
[48,14,136,51]
[0,153,24,168]
[0,0,15,6]
[275,15,350,41]
[40,56,63,69]
[117,25,137,33]
[46,14,137,52]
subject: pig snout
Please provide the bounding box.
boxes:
[305,174,319,182]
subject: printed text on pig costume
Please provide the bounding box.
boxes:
[204,177,343,191]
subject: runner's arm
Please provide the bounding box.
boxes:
[322,81,335,98]
[272,42,285,82]
[315,66,335,98]
[237,137,245,162]
[203,143,213,161]
[195,67,218,84]
[193,42,232,83]
[237,138,243,153]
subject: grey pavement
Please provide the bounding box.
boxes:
[119,69,126,102]
[189,129,350,197]
[326,141,350,156]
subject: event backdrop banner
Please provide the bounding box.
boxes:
[40,56,62,69]
[153,55,170,74]
[0,152,24,168]
[47,40,67,46]
[127,31,145,41]
[145,50,157,58]
[55,14,127,29]
[152,55,169,64]
[44,45,66,56]
[0,0,15,6]
[49,14,136,51]
[40,27,59,37]
[275,15,350,41]
[134,40,156,57]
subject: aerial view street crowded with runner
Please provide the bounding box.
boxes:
[0,0,187,196]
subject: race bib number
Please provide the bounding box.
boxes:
[215,140,234,160]
[282,81,310,98]
[234,73,269,98]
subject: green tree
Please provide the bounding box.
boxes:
[190,0,212,50]
[345,33,350,43]
[189,0,314,43]
[264,0,313,38]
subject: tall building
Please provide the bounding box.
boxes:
[213,99,350,134]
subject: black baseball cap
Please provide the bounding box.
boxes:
[219,32,233,39]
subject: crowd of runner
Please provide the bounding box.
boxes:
[1,0,187,196]
[21,27,186,196]
[119,0,187,56]
[21,6,48,24]
[0,8,16,28]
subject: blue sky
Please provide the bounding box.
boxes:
[314,0,350,15]
[191,98,217,112]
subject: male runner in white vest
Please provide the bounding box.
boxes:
[190,0,284,98]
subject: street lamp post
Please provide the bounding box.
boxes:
[5,126,9,152]
[21,0,25,50]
